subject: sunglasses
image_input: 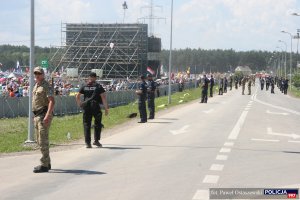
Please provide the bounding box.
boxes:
[34,72,43,75]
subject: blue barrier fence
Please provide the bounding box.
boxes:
[0,81,197,118]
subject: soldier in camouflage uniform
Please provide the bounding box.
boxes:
[32,67,55,173]
[247,77,252,95]
[241,76,247,95]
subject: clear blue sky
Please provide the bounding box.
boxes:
[1,0,300,52]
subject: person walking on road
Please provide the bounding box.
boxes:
[32,67,55,173]
[136,75,148,123]
[260,77,265,91]
[76,72,109,148]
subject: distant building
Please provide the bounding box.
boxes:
[235,66,252,76]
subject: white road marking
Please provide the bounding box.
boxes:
[267,127,300,139]
[203,109,214,114]
[266,110,289,116]
[216,155,228,161]
[228,110,249,140]
[192,190,209,200]
[220,148,231,153]
[210,164,224,171]
[254,95,300,116]
[251,138,280,142]
[203,175,219,184]
[224,142,234,147]
[170,125,190,135]
[288,140,300,143]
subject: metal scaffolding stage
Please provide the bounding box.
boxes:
[50,23,148,79]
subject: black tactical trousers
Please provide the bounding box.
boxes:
[83,107,102,144]
[148,98,155,119]
[201,88,208,103]
[138,100,147,122]
[210,87,213,97]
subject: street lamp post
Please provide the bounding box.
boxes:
[26,0,35,143]
[168,0,173,104]
[276,47,284,77]
[281,30,293,90]
[278,40,287,79]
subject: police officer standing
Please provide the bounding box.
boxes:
[224,77,228,93]
[219,78,224,95]
[241,76,247,95]
[229,76,233,91]
[136,75,148,123]
[201,74,209,103]
[32,67,55,173]
[209,75,214,97]
[283,79,289,95]
[147,74,156,120]
[76,72,109,148]
[270,77,275,94]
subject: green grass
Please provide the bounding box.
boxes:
[290,86,300,98]
[0,87,212,153]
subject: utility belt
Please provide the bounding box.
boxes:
[82,99,101,110]
[33,107,48,117]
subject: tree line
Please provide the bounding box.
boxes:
[160,48,299,73]
[1,45,299,73]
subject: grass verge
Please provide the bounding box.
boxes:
[0,86,217,153]
[290,86,300,98]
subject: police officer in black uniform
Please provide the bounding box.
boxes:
[224,77,228,93]
[210,75,214,97]
[147,74,156,120]
[76,72,109,148]
[270,77,275,94]
[229,76,233,91]
[136,75,147,123]
[201,74,210,103]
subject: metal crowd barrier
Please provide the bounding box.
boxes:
[0,81,197,118]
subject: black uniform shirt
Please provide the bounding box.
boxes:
[79,82,105,104]
[203,77,209,89]
[147,80,156,99]
[138,81,147,101]
[210,78,215,88]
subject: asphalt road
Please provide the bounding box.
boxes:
[1,82,300,200]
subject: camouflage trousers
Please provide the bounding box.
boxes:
[34,114,52,167]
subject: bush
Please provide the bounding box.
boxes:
[292,74,300,88]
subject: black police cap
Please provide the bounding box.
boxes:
[89,72,97,77]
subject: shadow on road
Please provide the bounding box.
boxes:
[101,146,141,150]
[147,122,173,124]
[283,151,300,154]
[156,118,179,120]
[50,169,106,175]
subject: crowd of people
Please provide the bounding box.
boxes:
[199,73,260,103]
[259,76,289,95]
[0,69,196,98]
